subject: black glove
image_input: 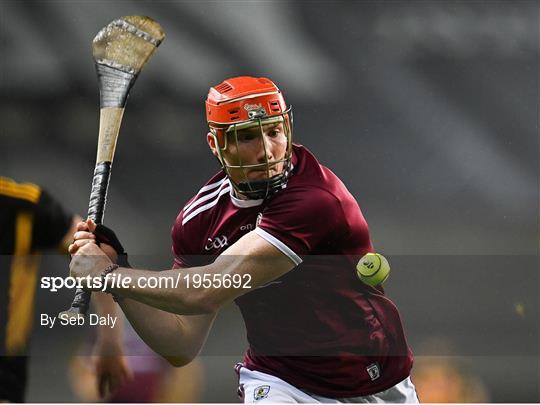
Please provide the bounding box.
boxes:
[93,224,130,267]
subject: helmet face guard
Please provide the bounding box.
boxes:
[206,77,293,200]
[209,107,293,200]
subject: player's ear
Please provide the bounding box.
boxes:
[207,132,218,157]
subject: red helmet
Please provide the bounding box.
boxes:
[206,76,293,199]
[206,76,287,126]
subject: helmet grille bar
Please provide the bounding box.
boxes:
[214,108,293,200]
[206,77,291,200]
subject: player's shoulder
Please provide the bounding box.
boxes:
[182,171,229,210]
[262,146,345,220]
[288,144,355,203]
[0,176,42,209]
[172,171,230,233]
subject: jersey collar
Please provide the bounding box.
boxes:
[230,188,264,208]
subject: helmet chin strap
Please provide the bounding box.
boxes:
[212,145,287,200]
[233,162,292,200]
[236,173,286,200]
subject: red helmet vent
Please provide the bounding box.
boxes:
[215,82,233,94]
[269,100,281,113]
[228,108,240,121]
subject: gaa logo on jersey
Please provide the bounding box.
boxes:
[254,385,270,401]
[366,363,381,381]
[204,235,228,251]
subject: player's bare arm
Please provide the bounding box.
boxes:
[70,220,218,366]
[66,218,132,396]
[69,226,295,315]
[117,298,217,366]
[120,231,294,314]
[91,292,132,397]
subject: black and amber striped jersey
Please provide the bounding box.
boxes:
[0,177,72,402]
[0,176,72,355]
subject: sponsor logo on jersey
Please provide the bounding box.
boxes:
[366,363,381,381]
[254,385,270,401]
[240,223,254,231]
[256,212,263,227]
[205,235,228,251]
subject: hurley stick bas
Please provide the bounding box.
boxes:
[61,16,165,318]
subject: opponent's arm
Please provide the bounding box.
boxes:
[91,291,133,397]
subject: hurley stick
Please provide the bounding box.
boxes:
[61,16,165,318]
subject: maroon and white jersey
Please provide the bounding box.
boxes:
[172,144,413,398]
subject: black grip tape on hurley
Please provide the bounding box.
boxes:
[87,161,112,224]
[68,161,112,316]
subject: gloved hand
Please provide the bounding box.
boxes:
[93,223,131,268]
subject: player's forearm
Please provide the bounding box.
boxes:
[108,266,218,315]
[106,235,292,314]
[92,291,123,345]
[117,297,205,365]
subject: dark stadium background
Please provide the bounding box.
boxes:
[1,0,538,402]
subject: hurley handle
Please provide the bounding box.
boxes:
[61,162,112,317]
